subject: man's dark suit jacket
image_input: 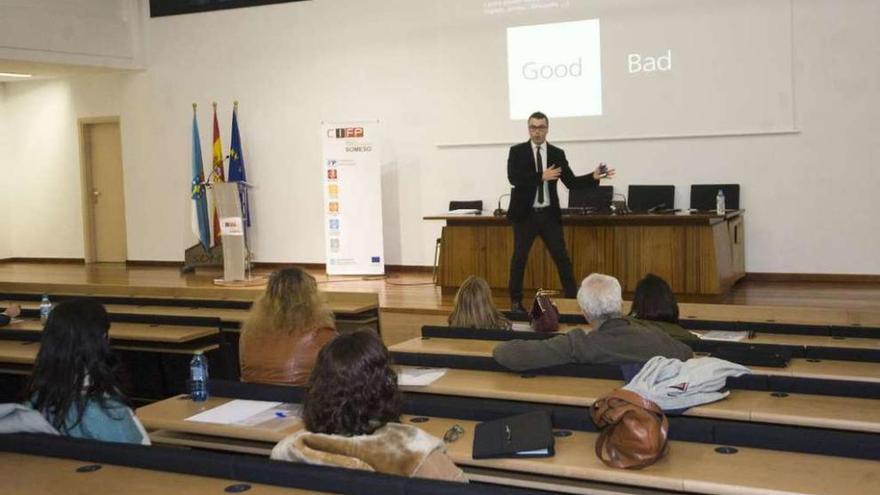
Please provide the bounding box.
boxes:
[506,141,598,223]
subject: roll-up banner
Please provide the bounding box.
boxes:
[321,121,385,275]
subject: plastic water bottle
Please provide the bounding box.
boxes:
[716,190,726,215]
[39,295,52,324]
[189,352,209,402]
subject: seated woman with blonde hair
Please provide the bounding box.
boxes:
[239,267,337,386]
[448,276,512,330]
[271,329,466,482]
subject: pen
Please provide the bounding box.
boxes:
[275,411,287,418]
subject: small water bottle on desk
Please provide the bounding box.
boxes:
[715,190,726,216]
[39,295,52,324]
[189,351,209,402]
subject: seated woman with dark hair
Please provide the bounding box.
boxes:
[448,275,512,330]
[271,329,466,482]
[239,267,337,386]
[629,274,699,346]
[25,299,148,444]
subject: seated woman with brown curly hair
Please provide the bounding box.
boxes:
[448,275,512,330]
[271,329,466,482]
[239,267,337,386]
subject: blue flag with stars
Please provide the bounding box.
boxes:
[228,104,250,227]
[191,108,211,249]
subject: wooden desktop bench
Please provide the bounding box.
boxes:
[136,395,878,495]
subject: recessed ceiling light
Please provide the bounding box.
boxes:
[0,72,33,78]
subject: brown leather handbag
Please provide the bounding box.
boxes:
[590,389,669,469]
[529,289,560,333]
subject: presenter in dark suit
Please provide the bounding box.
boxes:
[507,111,615,311]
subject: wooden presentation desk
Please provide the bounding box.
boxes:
[0,452,320,495]
[426,210,745,297]
[136,396,877,495]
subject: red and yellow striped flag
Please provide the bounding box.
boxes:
[210,102,226,246]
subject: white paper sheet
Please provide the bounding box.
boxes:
[234,403,303,429]
[398,367,448,387]
[697,330,749,342]
[511,322,533,332]
[185,399,282,425]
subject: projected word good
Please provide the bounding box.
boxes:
[522,57,583,80]
[628,50,672,73]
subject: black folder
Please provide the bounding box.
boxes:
[472,411,555,459]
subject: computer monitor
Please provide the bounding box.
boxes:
[628,185,675,212]
[690,184,740,210]
[568,185,613,211]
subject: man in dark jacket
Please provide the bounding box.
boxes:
[493,274,693,370]
[506,111,614,310]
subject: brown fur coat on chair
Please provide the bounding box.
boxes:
[270,422,466,482]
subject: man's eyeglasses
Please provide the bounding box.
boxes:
[528,125,548,131]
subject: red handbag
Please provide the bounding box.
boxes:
[529,289,560,333]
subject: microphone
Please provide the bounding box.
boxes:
[494,193,511,217]
[647,203,666,213]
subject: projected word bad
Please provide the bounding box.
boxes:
[628,50,672,73]
[522,57,582,80]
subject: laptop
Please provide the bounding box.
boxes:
[568,185,613,212]
[628,185,675,212]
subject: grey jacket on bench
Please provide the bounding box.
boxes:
[492,317,694,371]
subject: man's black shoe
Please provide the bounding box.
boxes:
[511,301,527,313]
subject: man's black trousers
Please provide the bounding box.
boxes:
[508,209,578,303]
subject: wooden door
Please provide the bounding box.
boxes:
[82,121,128,262]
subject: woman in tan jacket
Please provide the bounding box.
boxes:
[271,329,466,482]
[239,267,337,386]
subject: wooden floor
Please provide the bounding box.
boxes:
[0,261,878,313]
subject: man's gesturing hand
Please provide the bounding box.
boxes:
[542,165,561,181]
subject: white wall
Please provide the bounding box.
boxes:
[0,0,146,69]
[1,0,878,273]
[0,82,10,259]
[2,74,127,258]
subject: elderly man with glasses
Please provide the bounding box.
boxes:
[493,274,693,370]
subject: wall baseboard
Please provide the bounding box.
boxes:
[126,260,184,267]
[745,272,880,284]
[127,260,434,274]
[0,257,86,264]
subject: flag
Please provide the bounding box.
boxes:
[210,103,226,246]
[228,102,250,227]
[190,106,211,250]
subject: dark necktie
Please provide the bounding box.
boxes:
[536,146,545,203]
